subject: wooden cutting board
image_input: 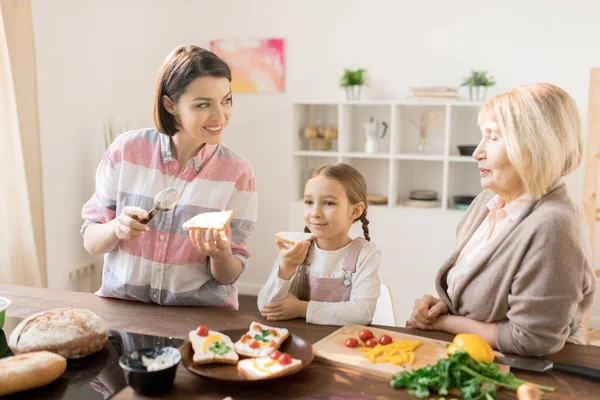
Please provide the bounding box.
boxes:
[313,325,508,381]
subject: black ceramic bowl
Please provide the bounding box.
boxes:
[453,195,476,205]
[457,145,477,156]
[119,346,181,395]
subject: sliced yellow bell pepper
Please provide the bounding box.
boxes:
[447,334,494,363]
[201,334,222,353]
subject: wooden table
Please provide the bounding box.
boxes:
[2,284,600,399]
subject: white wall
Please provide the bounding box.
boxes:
[30,0,600,323]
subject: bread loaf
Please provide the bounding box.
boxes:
[8,308,108,359]
[0,351,67,396]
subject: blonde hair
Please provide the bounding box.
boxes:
[477,83,583,199]
[289,163,370,301]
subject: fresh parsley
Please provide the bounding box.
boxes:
[390,350,554,400]
[208,341,231,355]
[254,329,270,343]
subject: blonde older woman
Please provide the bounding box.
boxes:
[407,83,596,357]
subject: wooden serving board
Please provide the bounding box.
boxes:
[313,325,508,381]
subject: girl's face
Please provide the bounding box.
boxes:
[164,76,232,144]
[473,119,525,202]
[303,174,364,250]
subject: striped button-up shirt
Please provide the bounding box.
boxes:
[81,128,257,308]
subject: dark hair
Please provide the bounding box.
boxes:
[153,45,232,136]
[289,163,370,301]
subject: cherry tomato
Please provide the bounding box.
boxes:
[196,325,209,337]
[379,335,393,345]
[249,339,260,349]
[359,329,374,343]
[278,353,292,366]
[345,338,359,348]
[365,338,377,348]
[270,351,282,360]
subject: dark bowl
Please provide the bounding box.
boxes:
[457,145,477,156]
[119,346,181,395]
[453,195,476,205]
[409,189,438,201]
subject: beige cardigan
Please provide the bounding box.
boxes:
[435,182,596,356]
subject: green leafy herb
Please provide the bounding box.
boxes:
[254,329,270,343]
[208,341,231,355]
[390,350,554,400]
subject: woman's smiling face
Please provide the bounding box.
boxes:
[165,75,232,144]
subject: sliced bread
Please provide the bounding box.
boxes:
[183,210,234,231]
[237,354,302,380]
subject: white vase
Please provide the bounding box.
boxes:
[469,86,487,101]
[345,86,362,101]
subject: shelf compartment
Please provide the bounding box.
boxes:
[449,106,481,157]
[395,159,444,209]
[340,157,391,206]
[293,103,339,152]
[339,104,393,154]
[293,155,339,200]
[393,104,447,155]
[447,162,482,210]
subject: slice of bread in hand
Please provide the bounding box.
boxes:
[188,329,239,365]
[237,355,302,380]
[183,209,234,231]
[233,322,290,358]
[275,232,314,249]
[0,351,67,396]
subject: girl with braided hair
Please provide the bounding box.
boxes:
[258,163,381,325]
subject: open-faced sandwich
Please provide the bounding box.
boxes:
[274,231,314,249]
[237,350,302,380]
[233,322,289,358]
[188,325,239,365]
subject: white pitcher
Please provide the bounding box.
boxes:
[363,117,388,153]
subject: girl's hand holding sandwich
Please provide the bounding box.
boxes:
[276,240,311,281]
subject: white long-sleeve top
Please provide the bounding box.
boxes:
[257,239,381,326]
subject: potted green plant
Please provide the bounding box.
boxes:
[461,69,496,101]
[340,68,368,101]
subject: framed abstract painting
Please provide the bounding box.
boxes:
[210,38,285,93]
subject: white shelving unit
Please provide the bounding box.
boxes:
[292,100,483,211]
